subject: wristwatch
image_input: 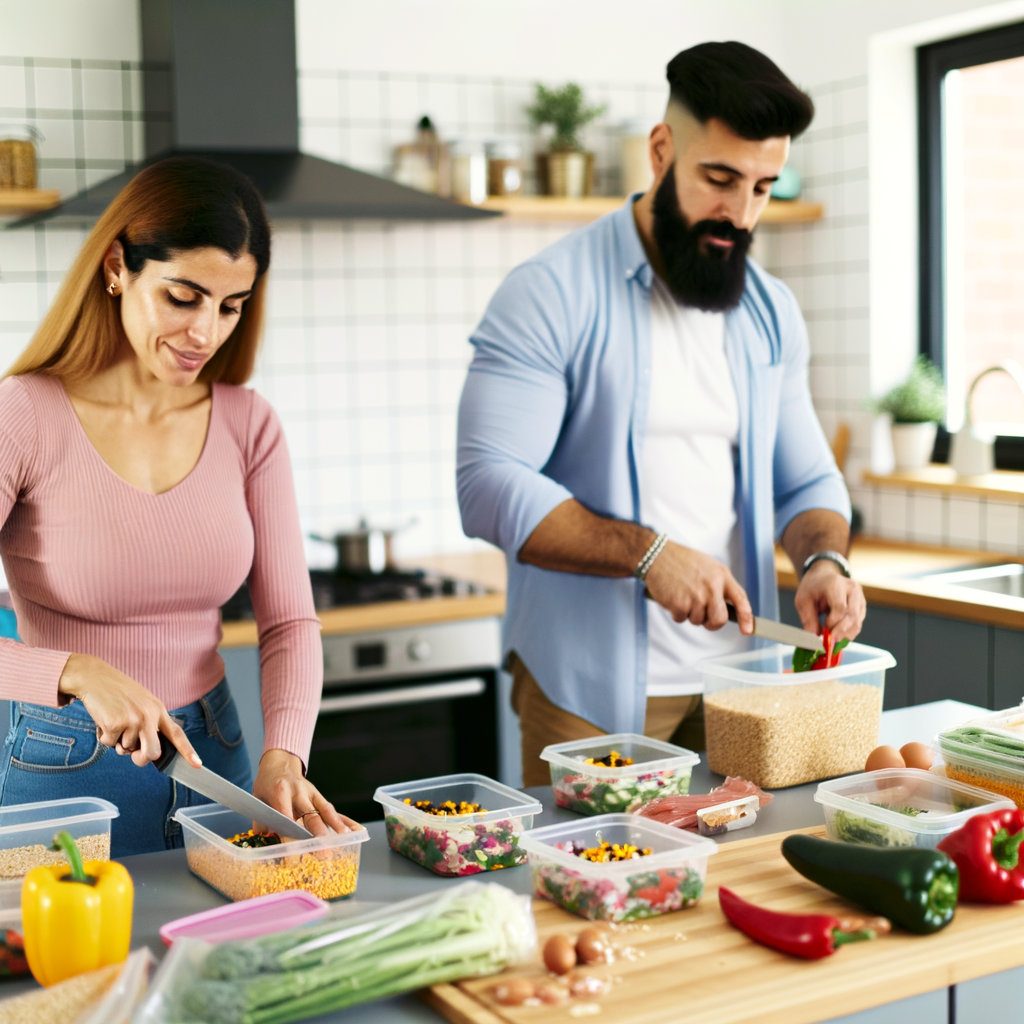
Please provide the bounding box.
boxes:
[801,550,852,579]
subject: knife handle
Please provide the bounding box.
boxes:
[726,602,738,624]
[153,733,178,773]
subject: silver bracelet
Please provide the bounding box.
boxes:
[634,532,669,582]
[801,550,852,579]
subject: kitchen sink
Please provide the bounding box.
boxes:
[919,563,1024,598]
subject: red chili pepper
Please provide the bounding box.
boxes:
[718,886,889,959]
[937,808,1024,903]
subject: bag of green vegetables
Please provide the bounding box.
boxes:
[134,882,536,1024]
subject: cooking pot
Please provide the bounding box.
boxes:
[312,519,413,575]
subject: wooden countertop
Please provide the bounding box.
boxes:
[218,550,509,649]
[778,536,1024,630]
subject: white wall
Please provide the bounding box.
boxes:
[297,0,788,83]
[0,0,139,61]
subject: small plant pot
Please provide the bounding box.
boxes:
[541,151,593,197]
[890,422,938,471]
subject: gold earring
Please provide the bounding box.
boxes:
[107,282,119,296]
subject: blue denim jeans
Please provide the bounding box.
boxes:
[0,678,252,857]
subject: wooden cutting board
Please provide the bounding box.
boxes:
[422,826,1024,1024]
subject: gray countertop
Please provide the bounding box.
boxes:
[0,699,987,1022]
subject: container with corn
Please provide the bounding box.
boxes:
[174,804,368,902]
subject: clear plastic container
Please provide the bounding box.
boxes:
[936,706,1024,807]
[374,773,541,876]
[519,813,716,922]
[816,768,1013,847]
[0,797,118,878]
[697,642,895,788]
[540,733,700,816]
[175,805,369,902]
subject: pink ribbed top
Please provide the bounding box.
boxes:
[0,374,322,763]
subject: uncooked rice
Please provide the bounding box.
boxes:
[0,961,120,1024]
[704,679,882,788]
[0,832,110,878]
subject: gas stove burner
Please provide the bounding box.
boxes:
[220,568,484,622]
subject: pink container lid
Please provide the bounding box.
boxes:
[160,889,329,946]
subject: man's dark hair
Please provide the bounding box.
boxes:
[666,41,813,140]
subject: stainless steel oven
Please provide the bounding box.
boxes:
[306,618,501,822]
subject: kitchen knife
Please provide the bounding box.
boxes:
[154,736,313,840]
[726,604,824,651]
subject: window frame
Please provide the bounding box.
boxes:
[918,22,1024,467]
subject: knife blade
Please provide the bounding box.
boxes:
[154,736,312,840]
[726,604,823,651]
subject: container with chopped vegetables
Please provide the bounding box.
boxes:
[374,774,541,876]
[174,805,369,902]
[816,768,1013,848]
[519,813,716,921]
[936,706,1024,807]
[540,733,699,816]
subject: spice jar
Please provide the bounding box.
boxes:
[0,125,41,190]
[486,140,524,197]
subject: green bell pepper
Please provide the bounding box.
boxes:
[781,834,958,934]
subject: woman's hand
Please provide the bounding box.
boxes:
[254,749,361,836]
[58,653,202,769]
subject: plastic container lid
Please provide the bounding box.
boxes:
[540,733,699,777]
[159,890,329,946]
[520,813,716,877]
[374,773,541,825]
[816,768,1013,836]
[0,797,118,844]
[696,641,895,687]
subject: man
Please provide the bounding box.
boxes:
[457,42,867,785]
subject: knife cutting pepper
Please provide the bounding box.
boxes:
[21,830,133,986]
[936,808,1024,903]
[781,834,958,934]
[719,886,890,959]
[792,627,849,673]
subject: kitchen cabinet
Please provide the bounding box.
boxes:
[219,647,264,777]
[780,589,1024,712]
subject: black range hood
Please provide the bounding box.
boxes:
[24,0,496,224]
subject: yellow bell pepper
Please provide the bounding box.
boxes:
[20,830,133,987]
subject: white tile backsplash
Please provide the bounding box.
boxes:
[986,500,1021,555]
[948,497,983,549]
[909,492,944,545]
[877,490,909,542]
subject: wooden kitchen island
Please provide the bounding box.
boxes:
[8,701,1016,1024]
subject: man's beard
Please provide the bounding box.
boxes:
[651,164,753,311]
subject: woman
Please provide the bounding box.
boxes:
[0,156,357,855]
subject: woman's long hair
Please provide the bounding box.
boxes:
[7,156,272,387]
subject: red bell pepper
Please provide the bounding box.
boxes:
[937,808,1024,903]
[719,886,890,960]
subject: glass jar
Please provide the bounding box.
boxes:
[0,125,41,190]
[450,140,487,205]
[486,140,524,197]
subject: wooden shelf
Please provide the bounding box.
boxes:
[863,466,1024,504]
[0,189,61,214]
[467,195,824,224]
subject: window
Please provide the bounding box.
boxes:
[918,22,1024,466]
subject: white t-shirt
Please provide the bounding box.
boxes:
[640,277,749,697]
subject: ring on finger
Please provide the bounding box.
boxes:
[298,810,321,821]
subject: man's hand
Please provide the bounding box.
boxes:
[645,542,754,633]
[794,559,866,643]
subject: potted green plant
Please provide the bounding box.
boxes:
[869,356,946,471]
[526,83,606,198]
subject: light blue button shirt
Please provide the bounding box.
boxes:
[456,199,850,734]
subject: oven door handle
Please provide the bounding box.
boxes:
[319,677,486,713]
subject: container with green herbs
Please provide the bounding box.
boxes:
[816,768,1012,848]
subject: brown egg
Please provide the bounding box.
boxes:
[543,933,577,975]
[569,972,610,998]
[492,977,536,1006]
[900,742,934,771]
[865,745,905,772]
[535,979,570,1004]
[575,926,613,964]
